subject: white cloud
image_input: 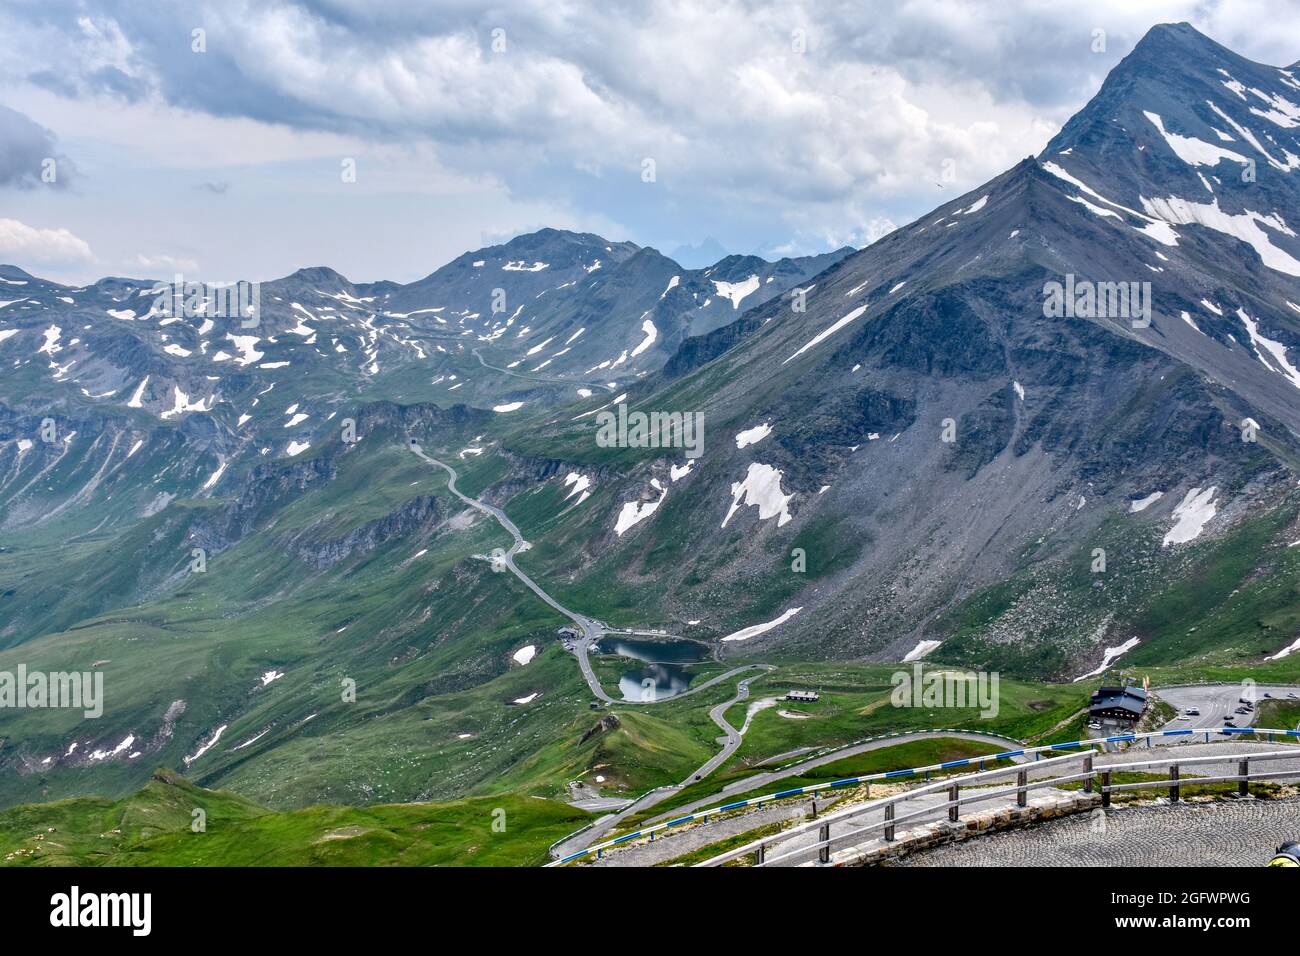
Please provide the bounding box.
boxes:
[134,252,199,274]
[2,2,1298,277]
[0,218,93,266]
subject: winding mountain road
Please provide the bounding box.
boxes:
[408,442,772,706]
[409,441,792,859]
[406,444,1046,865]
[411,441,606,648]
[640,729,1028,827]
[470,346,618,393]
[549,664,777,859]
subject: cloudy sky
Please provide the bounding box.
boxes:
[1,0,1297,284]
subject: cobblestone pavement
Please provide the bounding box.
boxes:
[894,797,1300,867]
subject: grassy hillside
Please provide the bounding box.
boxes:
[4,395,1298,836]
[0,768,589,867]
[933,501,1300,679]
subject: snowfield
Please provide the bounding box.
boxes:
[563,472,592,506]
[783,304,868,365]
[1073,637,1141,682]
[722,463,793,528]
[630,318,658,358]
[1143,110,1248,166]
[614,480,667,536]
[712,275,760,309]
[1139,195,1300,276]
[720,606,803,643]
[1129,491,1164,513]
[902,639,942,662]
[734,422,772,448]
[1163,487,1217,546]
[1238,308,1300,389]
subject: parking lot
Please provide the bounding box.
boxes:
[1155,684,1300,742]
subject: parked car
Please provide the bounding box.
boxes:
[1186,708,1200,715]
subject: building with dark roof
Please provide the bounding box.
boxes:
[1089,685,1148,723]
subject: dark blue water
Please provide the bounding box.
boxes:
[597,637,709,702]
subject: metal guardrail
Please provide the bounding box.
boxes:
[1097,749,1300,802]
[699,744,1300,868]
[546,725,1300,866]
[546,727,1023,865]
[702,743,1300,868]
[764,728,1024,773]
[698,750,1097,867]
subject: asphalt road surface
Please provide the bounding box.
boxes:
[1154,684,1300,741]
[589,739,1300,866]
[411,442,612,698]
[549,665,777,859]
[748,740,1300,867]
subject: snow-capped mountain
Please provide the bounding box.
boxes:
[383,230,850,383]
[1038,21,1300,435]
[0,231,842,523]
[506,22,1300,677]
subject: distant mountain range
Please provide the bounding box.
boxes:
[0,230,849,432]
[669,237,730,268]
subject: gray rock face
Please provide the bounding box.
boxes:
[509,23,1300,676]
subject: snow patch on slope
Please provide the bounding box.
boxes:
[1163,487,1217,546]
[735,422,772,448]
[720,606,803,643]
[712,275,760,309]
[1143,111,1248,166]
[614,480,667,536]
[722,463,793,528]
[1073,637,1140,682]
[1140,195,1300,276]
